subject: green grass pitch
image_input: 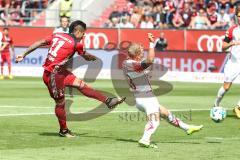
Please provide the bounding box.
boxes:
[0,77,240,160]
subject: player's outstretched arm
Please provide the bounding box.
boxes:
[146,33,155,64]
[15,39,47,63]
[222,41,240,51]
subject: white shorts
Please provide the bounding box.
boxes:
[135,96,161,115]
[224,60,240,83]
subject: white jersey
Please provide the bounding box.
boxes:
[53,27,69,34]
[123,58,161,115]
[224,25,240,62]
[122,59,152,94]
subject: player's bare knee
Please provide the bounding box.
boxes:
[159,106,169,117]
[79,81,86,89]
[223,83,231,91]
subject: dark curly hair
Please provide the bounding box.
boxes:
[69,20,86,34]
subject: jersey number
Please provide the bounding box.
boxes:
[126,75,136,90]
[48,38,65,61]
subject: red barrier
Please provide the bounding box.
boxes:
[154,52,226,72]
[186,30,224,52]
[1,27,226,52]
[5,27,53,46]
[118,51,227,72]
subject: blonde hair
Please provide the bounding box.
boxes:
[128,43,142,58]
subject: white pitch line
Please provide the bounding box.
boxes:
[0,106,234,117]
[205,137,224,140]
[0,112,55,117]
[0,108,214,117]
[0,105,233,111]
[204,137,240,140]
[0,105,53,109]
[0,105,227,110]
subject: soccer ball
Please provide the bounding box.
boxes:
[210,107,227,122]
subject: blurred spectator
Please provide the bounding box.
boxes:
[172,10,185,28]
[118,16,134,28]
[218,0,230,13]
[121,6,131,17]
[154,32,168,51]
[36,0,43,12]
[151,0,165,6]
[0,2,6,25]
[103,0,238,29]
[208,0,219,11]
[216,8,231,29]
[8,1,22,26]
[59,0,73,19]
[110,17,119,28]
[102,19,112,28]
[191,6,198,17]
[141,2,153,15]
[1,3,10,25]
[0,0,54,26]
[152,4,167,28]
[173,0,185,10]
[207,2,219,29]
[109,5,121,20]
[140,14,154,28]
[21,0,34,23]
[164,5,174,28]
[189,8,211,29]
[0,0,238,28]
[180,3,193,27]
[10,5,22,25]
[130,6,142,27]
[165,0,175,11]
[195,0,205,10]
[0,3,5,26]
[53,16,70,33]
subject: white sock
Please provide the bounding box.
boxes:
[167,112,189,131]
[141,120,159,142]
[214,86,227,107]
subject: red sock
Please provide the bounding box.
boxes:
[55,104,67,130]
[1,64,3,75]
[8,64,11,75]
[78,84,107,103]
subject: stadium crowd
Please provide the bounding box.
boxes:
[0,0,55,26]
[104,0,238,29]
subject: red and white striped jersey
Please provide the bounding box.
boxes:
[224,25,240,62]
[122,58,152,93]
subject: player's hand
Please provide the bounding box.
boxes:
[82,54,97,61]
[15,55,24,63]
[148,33,154,43]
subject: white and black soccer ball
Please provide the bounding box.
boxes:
[210,107,227,122]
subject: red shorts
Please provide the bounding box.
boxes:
[43,69,77,100]
[1,52,11,64]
